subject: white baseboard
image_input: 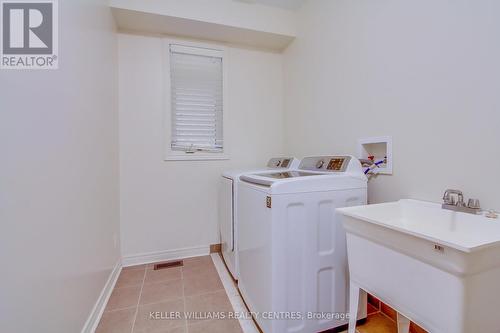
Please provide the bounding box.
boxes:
[122,245,210,267]
[81,260,122,333]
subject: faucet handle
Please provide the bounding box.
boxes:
[443,192,455,205]
[443,189,464,205]
[467,199,481,209]
[443,191,451,204]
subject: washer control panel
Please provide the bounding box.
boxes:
[299,156,351,172]
[267,157,293,169]
[327,158,346,171]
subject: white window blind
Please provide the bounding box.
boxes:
[169,44,224,153]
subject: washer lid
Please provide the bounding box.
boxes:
[222,157,300,179]
[240,171,324,186]
[222,167,270,180]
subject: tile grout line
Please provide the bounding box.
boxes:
[184,287,226,299]
[181,265,189,333]
[130,286,220,309]
[130,267,147,333]
[104,305,137,313]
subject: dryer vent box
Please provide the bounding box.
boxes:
[358,136,392,175]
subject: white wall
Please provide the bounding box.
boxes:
[0,1,119,332]
[284,0,500,210]
[119,34,285,258]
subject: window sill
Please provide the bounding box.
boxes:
[164,153,229,161]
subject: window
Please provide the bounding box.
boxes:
[164,42,227,160]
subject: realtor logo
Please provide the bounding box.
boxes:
[1,0,58,69]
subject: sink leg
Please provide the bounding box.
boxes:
[348,280,360,333]
[397,312,410,333]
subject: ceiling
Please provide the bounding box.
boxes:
[233,0,307,10]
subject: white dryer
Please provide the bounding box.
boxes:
[219,157,300,281]
[237,155,368,333]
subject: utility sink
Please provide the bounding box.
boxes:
[337,199,500,333]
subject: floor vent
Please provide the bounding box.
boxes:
[153,260,184,270]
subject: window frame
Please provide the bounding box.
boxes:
[163,39,229,161]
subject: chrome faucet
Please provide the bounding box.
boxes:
[442,189,481,214]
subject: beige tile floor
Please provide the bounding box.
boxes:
[334,303,397,333]
[96,256,243,333]
[355,312,397,333]
[97,255,398,333]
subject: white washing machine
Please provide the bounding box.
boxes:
[219,157,300,281]
[237,155,368,333]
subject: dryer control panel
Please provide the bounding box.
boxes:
[299,156,352,172]
[267,157,297,169]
